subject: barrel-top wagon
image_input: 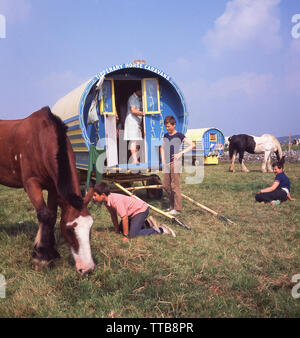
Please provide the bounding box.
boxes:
[52,60,188,196]
[183,128,225,165]
[51,62,235,229]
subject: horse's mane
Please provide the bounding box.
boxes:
[44,107,83,210]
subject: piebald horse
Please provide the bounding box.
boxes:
[228,134,283,172]
[0,107,95,274]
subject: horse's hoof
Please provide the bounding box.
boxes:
[32,258,55,271]
[32,246,60,261]
[32,247,59,271]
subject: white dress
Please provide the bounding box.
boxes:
[124,93,143,141]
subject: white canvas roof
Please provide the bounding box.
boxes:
[52,78,92,121]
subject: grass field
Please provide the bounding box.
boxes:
[0,162,299,318]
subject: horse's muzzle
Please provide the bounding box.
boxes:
[76,262,95,275]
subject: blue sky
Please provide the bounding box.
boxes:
[0,0,299,137]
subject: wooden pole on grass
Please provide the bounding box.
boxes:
[181,193,236,225]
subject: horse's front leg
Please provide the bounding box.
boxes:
[24,179,59,270]
[261,151,271,173]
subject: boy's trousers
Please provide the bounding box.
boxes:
[163,161,182,211]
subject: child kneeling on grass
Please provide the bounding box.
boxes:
[93,182,175,242]
[255,158,296,206]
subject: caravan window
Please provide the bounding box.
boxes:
[142,78,161,114]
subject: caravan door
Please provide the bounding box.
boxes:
[100,79,118,167]
[142,78,163,169]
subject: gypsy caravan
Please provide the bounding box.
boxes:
[52,61,188,190]
[183,128,225,165]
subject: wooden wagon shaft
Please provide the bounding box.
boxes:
[181,193,236,225]
[125,184,163,192]
[113,182,191,230]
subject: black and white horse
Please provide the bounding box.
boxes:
[293,138,300,146]
[228,134,283,172]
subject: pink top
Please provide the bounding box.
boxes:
[106,193,148,219]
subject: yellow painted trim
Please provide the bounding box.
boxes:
[204,156,218,165]
[66,120,80,127]
[142,78,161,115]
[70,138,85,144]
[67,130,82,136]
[77,166,88,171]
[209,133,217,142]
[100,78,117,116]
[72,147,89,152]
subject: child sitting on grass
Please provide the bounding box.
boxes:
[255,158,296,205]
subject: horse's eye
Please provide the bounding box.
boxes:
[66,227,75,235]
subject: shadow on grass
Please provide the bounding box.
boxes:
[95,227,115,233]
[0,221,37,237]
[224,169,269,173]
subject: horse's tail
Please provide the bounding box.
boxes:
[46,107,83,210]
[228,137,236,159]
[228,142,234,160]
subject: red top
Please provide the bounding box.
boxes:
[106,193,148,218]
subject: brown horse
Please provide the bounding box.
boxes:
[0,107,95,274]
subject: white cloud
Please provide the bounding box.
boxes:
[283,39,300,93]
[181,71,276,103]
[203,0,282,57]
[210,72,276,99]
[0,0,32,23]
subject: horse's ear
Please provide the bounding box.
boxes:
[83,187,94,206]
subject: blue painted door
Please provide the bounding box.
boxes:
[142,78,164,169]
[100,79,118,167]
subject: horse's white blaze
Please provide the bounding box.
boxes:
[67,215,94,273]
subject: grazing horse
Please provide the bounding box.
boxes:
[228,134,283,173]
[0,107,95,274]
[293,138,300,146]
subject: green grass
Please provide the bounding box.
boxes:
[281,144,300,151]
[0,162,300,318]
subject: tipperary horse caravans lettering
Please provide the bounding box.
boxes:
[228,134,283,173]
[95,63,171,82]
[0,107,95,275]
